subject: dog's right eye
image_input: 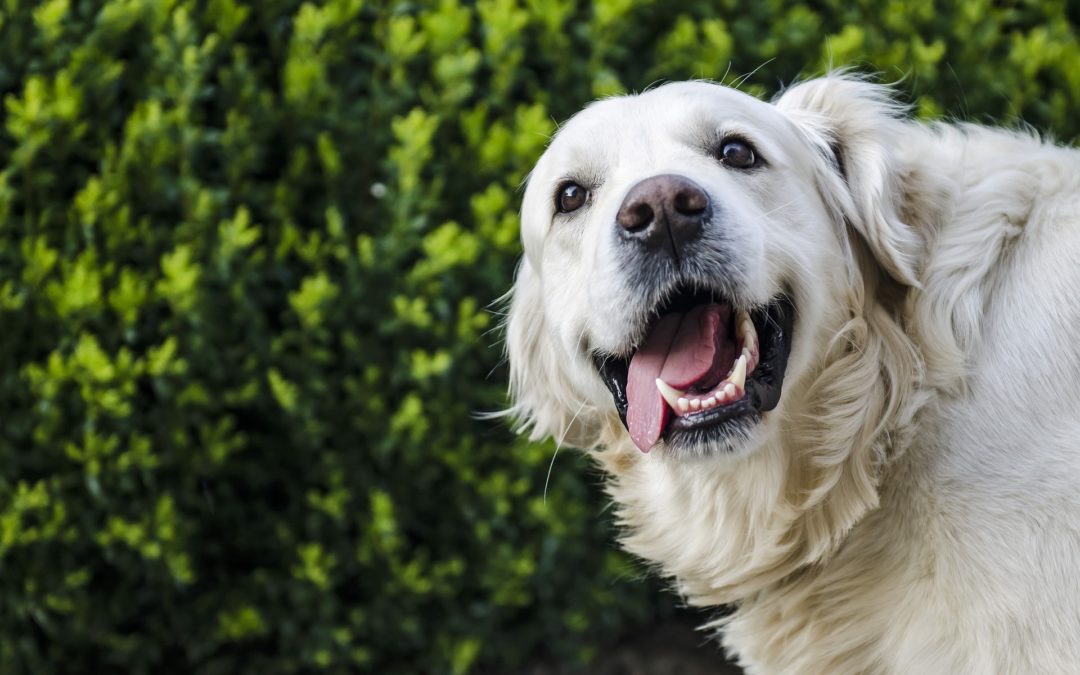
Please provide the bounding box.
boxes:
[556,183,589,213]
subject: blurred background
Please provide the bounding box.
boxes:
[3,0,1080,673]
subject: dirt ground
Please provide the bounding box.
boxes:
[514,619,745,675]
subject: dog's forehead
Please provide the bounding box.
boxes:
[520,82,806,261]
[547,83,784,160]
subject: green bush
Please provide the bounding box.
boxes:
[2,0,1080,673]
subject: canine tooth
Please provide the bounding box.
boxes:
[724,383,737,399]
[728,354,747,390]
[740,316,758,351]
[655,378,686,410]
[741,347,757,373]
[745,322,757,347]
[678,397,689,413]
[690,398,701,411]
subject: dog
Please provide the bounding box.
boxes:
[503,75,1080,674]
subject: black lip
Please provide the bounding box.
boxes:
[595,294,795,449]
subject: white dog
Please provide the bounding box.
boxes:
[504,75,1080,674]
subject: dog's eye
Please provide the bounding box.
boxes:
[719,139,757,169]
[556,182,589,213]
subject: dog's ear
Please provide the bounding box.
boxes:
[503,260,598,447]
[775,76,924,286]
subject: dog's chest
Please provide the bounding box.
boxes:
[726,468,1080,675]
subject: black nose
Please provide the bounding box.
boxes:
[616,174,709,259]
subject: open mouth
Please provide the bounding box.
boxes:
[594,285,795,453]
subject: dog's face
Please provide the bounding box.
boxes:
[508,78,923,463]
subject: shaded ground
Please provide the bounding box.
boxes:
[513,618,744,675]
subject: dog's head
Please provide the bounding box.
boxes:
[505,76,940,599]
[508,75,926,455]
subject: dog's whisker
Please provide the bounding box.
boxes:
[731,58,775,90]
[760,199,798,218]
[485,355,508,382]
[544,398,588,504]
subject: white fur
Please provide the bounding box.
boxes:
[505,76,1080,674]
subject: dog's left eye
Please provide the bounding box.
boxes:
[556,182,589,213]
[718,139,758,169]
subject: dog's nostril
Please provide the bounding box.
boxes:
[618,202,654,231]
[615,174,709,258]
[674,187,708,215]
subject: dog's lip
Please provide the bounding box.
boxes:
[594,293,794,448]
[666,397,758,433]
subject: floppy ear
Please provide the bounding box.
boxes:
[771,77,936,553]
[503,260,600,448]
[775,75,925,286]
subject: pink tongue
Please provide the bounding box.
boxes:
[625,304,729,452]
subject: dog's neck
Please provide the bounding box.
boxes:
[591,374,939,672]
[594,406,912,599]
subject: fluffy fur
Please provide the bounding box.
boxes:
[505,75,1080,674]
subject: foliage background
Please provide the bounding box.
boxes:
[3,0,1080,673]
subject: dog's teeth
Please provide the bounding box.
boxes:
[744,325,757,352]
[678,397,689,413]
[731,311,757,380]
[704,397,716,408]
[741,347,757,375]
[738,312,758,353]
[655,378,686,411]
[690,398,701,411]
[724,383,737,399]
[728,354,747,391]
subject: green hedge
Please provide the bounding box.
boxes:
[3,0,1080,673]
